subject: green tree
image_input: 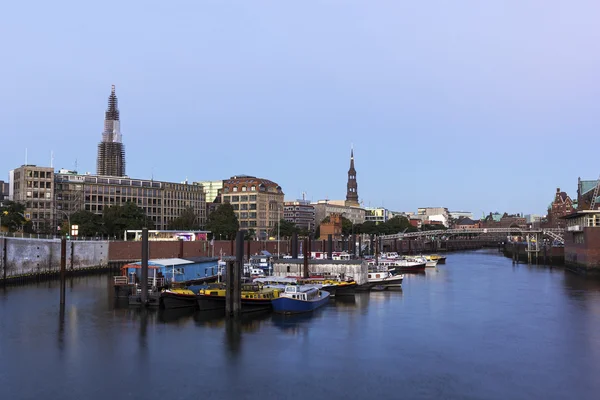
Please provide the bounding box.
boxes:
[361,221,378,235]
[270,219,299,239]
[341,216,353,236]
[352,223,362,234]
[69,210,104,237]
[168,207,199,230]
[244,228,256,241]
[0,201,33,233]
[205,203,239,240]
[379,216,412,235]
[103,202,154,239]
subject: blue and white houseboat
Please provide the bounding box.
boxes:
[271,285,330,314]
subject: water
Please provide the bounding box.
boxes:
[2,249,600,400]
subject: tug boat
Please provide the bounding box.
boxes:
[160,288,198,309]
[196,283,281,313]
[271,285,330,314]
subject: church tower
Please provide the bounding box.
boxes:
[96,85,126,176]
[345,147,359,207]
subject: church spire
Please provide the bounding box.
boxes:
[345,146,359,207]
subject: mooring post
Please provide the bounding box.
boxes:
[178,237,184,258]
[60,237,66,305]
[70,241,74,270]
[303,237,309,278]
[308,235,312,262]
[2,237,7,284]
[233,230,244,317]
[291,232,298,259]
[327,234,333,260]
[225,260,234,316]
[375,237,379,266]
[358,235,362,258]
[141,227,149,305]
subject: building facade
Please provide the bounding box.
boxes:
[563,210,600,274]
[313,200,366,225]
[284,199,315,232]
[453,217,480,229]
[417,207,450,227]
[576,178,600,211]
[449,211,473,220]
[0,180,9,201]
[319,212,342,240]
[221,175,284,240]
[194,180,223,203]
[54,171,205,231]
[97,85,126,177]
[546,188,574,227]
[9,165,55,232]
[365,207,389,224]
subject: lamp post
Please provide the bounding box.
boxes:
[277,204,281,259]
[56,210,71,238]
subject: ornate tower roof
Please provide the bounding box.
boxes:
[97,85,126,176]
[345,147,359,207]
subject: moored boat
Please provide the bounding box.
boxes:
[271,285,330,314]
[425,254,447,264]
[196,283,281,313]
[366,270,404,290]
[160,288,198,309]
[368,258,426,273]
[296,277,357,297]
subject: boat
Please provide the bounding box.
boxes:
[271,285,330,314]
[196,283,281,313]
[366,270,404,290]
[160,287,198,309]
[406,255,437,268]
[425,254,447,264]
[296,277,357,297]
[368,258,426,273]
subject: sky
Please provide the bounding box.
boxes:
[2,0,599,216]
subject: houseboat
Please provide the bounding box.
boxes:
[160,287,198,309]
[271,285,330,314]
[196,283,281,313]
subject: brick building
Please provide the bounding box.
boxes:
[319,213,342,240]
[453,217,481,229]
[563,210,600,274]
[221,175,284,240]
[576,178,600,211]
[546,188,574,228]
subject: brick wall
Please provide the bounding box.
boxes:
[564,229,600,269]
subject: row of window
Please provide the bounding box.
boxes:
[231,203,257,211]
[25,191,52,199]
[25,170,53,179]
[27,181,52,189]
[226,195,258,202]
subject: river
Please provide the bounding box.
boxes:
[1,249,600,400]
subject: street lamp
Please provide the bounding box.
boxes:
[56,209,71,237]
[277,204,281,259]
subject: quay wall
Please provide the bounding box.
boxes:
[501,242,564,265]
[272,260,368,285]
[563,229,600,277]
[1,237,109,282]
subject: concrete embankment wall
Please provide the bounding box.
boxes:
[1,237,109,282]
[272,260,368,285]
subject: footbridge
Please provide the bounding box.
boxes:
[379,227,565,245]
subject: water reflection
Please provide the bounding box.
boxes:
[158,307,196,324]
[272,308,326,336]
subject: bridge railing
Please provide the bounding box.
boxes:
[379,227,565,240]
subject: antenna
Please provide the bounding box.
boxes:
[74,159,78,173]
[50,151,54,168]
[25,148,28,165]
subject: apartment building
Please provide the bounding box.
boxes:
[9,165,55,232]
[221,175,284,240]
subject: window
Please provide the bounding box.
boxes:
[241,186,247,192]
[240,195,248,202]
[233,187,238,192]
[231,196,239,202]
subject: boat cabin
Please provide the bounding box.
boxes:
[283,285,320,301]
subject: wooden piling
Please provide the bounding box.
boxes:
[327,234,333,260]
[303,237,309,278]
[141,227,149,305]
[233,230,244,317]
[60,237,66,305]
[2,237,7,284]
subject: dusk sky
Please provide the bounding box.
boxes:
[2,1,599,216]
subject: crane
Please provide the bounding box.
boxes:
[590,175,600,210]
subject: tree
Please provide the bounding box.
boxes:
[380,216,412,235]
[69,210,103,237]
[270,219,299,239]
[205,203,239,240]
[361,221,378,235]
[341,216,353,236]
[0,201,32,233]
[103,202,154,239]
[168,207,199,230]
[244,228,256,241]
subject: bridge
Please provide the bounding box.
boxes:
[378,227,565,244]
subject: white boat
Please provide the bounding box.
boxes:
[366,271,404,289]
[406,256,438,268]
[368,258,426,271]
